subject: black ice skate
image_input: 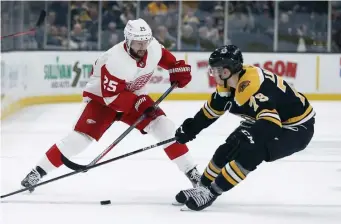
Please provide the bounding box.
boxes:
[185,167,201,187]
[175,187,201,205]
[181,186,219,211]
[21,166,46,192]
[172,167,202,206]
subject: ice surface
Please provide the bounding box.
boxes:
[1,101,341,224]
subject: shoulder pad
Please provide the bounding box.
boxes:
[148,38,162,54]
[234,66,264,106]
[104,44,136,80]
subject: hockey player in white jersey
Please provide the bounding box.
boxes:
[21,18,200,191]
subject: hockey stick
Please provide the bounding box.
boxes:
[0,10,46,40]
[0,137,176,199]
[61,83,178,171]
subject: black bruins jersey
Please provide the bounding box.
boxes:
[201,65,315,129]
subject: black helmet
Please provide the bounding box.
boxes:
[208,45,243,74]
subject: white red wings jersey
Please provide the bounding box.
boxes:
[83,38,176,112]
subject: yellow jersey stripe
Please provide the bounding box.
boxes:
[207,99,225,115]
[209,161,221,174]
[256,109,279,119]
[230,161,246,180]
[216,85,230,93]
[204,170,215,181]
[258,116,283,127]
[222,167,238,186]
[202,107,215,119]
[283,105,313,124]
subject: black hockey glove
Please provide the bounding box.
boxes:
[175,118,198,144]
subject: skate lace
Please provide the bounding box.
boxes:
[191,186,214,207]
[26,170,40,186]
[189,169,201,183]
[182,188,199,199]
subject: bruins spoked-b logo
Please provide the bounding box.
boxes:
[238,80,250,93]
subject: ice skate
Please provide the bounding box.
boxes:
[172,167,202,206]
[180,186,218,211]
[21,166,46,193]
[185,166,201,187]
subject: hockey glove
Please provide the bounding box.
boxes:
[133,95,158,118]
[175,118,198,144]
[169,60,192,88]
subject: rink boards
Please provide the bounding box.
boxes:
[1,52,341,119]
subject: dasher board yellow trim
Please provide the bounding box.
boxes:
[152,93,341,101]
[1,93,341,120]
[0,95,83,120]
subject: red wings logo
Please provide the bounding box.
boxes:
[126,72,153,91]
[238,80,250,93]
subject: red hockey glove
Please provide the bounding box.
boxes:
[169,60,192,88]
[133,95,157,118]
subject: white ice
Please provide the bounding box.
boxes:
[1,101,341,224]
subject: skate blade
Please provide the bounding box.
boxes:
[172,201,184,206]
[180,205,192,211]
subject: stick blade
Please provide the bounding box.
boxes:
[35,10,46,27]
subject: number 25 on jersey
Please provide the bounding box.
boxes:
[103,75,118,92]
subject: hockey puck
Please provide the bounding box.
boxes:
[100,200,111,205]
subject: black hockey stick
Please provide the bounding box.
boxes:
[61,83,178,171]
[0,137,176,199]
[0,10,46,40]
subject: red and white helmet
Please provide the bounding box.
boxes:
[124,18,152,51]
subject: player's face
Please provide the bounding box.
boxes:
[209,66,231,85]
[130,40,149,58]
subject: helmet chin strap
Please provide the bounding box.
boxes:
[219,73,233,88]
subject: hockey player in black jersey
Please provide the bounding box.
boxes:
[174,45,315,211]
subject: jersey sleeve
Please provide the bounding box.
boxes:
[202,85,232,119]
[157,47,177,70]
[188,85,232,135]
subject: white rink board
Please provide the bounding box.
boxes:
[1,52,340,97]
[1,51,340,118]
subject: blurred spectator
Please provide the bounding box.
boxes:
[181,24,198,50]
[47,11,57,29]
[120,5,136,25]
[59,26,69,48]
[181,1,223,50]
[183,8,200,27]
[70,23,89,49]
[1,0,338,52]
[71,1,92,27]
[202,17,220,43]
[154,25,176,49]
[227,1,274,52]
[47,25,63,46]
[101,22,122,50]
[48,1,68,27]
[84,3,99,43]
[278,1,328,52]
[147,1,168,16]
